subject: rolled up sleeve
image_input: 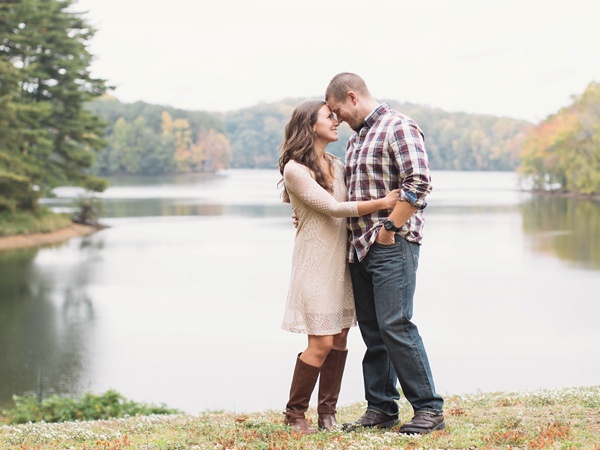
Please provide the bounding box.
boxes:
[390,120,432,210]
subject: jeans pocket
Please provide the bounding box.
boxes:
[407,241,420,270]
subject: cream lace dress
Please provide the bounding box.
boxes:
[281,159,359,335]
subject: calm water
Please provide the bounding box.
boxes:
[1,170,599,414]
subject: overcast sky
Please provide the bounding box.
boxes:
[72,0,600,123]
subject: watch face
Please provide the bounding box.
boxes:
[384,220,394,230]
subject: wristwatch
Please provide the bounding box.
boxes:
[383,219,401,233]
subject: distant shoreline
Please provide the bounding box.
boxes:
[0,223,106,252]
[530,189,600,201]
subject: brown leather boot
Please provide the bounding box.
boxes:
[317,349,347,430]
[284,354,320,434]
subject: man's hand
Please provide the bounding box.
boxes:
[292,212,299,229]
[376,199,418,244]
[375,227,396,245]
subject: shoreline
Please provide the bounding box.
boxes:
[529,189,600,201]
[0,223,106,252]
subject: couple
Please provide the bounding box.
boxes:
[278,73,445,435]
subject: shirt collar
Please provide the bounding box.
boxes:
[355,102,390,132]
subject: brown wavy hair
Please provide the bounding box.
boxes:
[278,100,335,203]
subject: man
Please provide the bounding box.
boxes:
[325,72,445,434]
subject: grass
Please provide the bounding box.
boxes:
[0,209,72,236]
[1,386,599,449]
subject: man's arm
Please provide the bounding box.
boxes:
[375,200,417,244]
[376,118,430,244]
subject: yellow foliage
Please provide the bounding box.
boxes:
[520,81,600,194]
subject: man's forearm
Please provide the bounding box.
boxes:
[388,199,417,227]
[376,200,417,244]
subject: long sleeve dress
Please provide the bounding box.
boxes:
[281,159,360,336]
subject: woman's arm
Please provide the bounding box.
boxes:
[284,161,397,218]
[356,190,399,216]
[284,162,357,217]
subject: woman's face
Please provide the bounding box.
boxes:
[313,105,339,144]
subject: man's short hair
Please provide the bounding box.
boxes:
[325,72,370,102]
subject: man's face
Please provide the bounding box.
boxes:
[327,94,361,131]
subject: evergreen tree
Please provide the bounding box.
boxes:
[0,0,108,211]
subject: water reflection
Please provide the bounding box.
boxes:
[0,240,100,410]
[101,199,226,218]
[98,200,287,219]
[42,170,287,219]
[521,196,600,269]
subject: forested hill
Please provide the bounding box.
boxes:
[387,101,531,171]
[224,98,532,171]
[88,96,532,175]
[225,98,532,171]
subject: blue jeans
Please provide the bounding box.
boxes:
[349,235,444,415]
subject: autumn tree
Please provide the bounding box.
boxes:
[197,129,231,173]
[163,114,195,173]
[520,82,600,194]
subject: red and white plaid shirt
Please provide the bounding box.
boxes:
[345,103,432,262]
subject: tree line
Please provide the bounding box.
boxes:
[88,97,532,175]
[2,0,599,218]
[89,89,600,195]
[87,96,230,176]
[221,98,532,172]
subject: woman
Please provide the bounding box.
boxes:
[278,100,398,433]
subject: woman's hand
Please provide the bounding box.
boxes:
[382,189,401,210]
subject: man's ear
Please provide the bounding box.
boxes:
[348,91,358,106]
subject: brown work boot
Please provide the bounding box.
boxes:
[317,349,348,430]
[398,410,445,434]
[283,354,320,434]
[341,409,399,431]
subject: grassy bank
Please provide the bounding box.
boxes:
[1,386,598,449]
[0,209,72,237]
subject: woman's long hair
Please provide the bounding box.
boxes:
[277,100,334,203]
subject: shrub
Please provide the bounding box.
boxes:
[3,390,181,424]
[72,194,103,226]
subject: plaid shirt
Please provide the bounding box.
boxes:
[345,103,432,262]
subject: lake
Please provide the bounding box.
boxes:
[1,169,599,414]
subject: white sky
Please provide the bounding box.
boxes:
[72,0,600,122]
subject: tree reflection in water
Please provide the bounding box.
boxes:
[520,196,600,269]
[0,237,101,411]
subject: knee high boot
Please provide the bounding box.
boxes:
[317,349,348,430]
[284,353,321,434]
